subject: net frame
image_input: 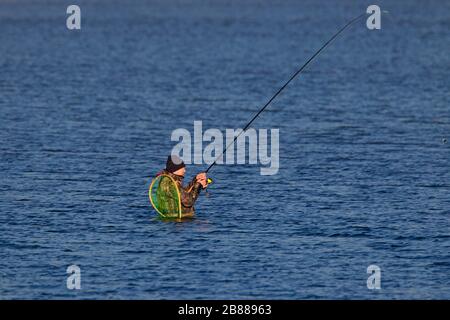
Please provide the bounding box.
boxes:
[149,174,182,219]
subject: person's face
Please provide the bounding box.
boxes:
[173,167,185,177]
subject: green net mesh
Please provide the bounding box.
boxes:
[149,175,182,218]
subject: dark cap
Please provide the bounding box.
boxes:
[166,155,185,173]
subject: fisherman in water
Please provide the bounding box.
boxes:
[155,155,207,217]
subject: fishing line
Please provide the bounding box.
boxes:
[205,12,367,174]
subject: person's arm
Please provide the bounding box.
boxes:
[180,178,202,208]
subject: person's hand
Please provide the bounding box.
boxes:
[196,173,207,188]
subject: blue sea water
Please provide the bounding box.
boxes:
[0,0,449,299]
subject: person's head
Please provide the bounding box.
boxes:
[166,155,186,177]
[173,167,186,177]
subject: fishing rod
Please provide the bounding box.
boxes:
[205,12,367,176]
